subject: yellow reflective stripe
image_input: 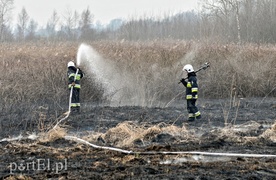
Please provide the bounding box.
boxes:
[74,84,81,88]
[193,95,198,99]
[192,87,198,92]
[70,103,78,107]
[68,84,81,88]
[71,103,80,107]
[187,82,192,88]
[186,95,193,99]
[69,73,75,78]
[69,73,81,79]
[188,113,195,117]
[195,111,201,117]
[76,74,81,80]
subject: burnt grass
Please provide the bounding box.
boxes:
[1,98,276,179]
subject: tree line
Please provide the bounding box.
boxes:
[1,0,276,43]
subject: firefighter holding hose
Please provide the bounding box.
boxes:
[180,64,201,121]
[67,61,84,113]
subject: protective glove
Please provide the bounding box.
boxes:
[71,82,76,87]
[78,68,84,78]
[180,78,187,86]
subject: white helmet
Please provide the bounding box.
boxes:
[183,64,194,73]
[68,61,75,67]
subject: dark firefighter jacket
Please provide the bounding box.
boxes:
[181,72,198,100]
[68,66,84,89]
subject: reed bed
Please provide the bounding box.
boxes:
[0,40,275,133]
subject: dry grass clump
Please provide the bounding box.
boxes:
[39,126,67,142]
[212,121,262,143]
[231,121,262,133]
[101,121,188,147]
[260,121,276,142]
[211,121,276,144]
[161,124,188,137]
[4,174,33,180]
[82,131,105,142]
[216,127,242,143]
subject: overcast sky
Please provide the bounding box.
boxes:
[13,0,199,27]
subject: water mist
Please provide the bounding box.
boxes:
[76,43,139,106]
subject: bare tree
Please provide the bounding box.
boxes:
[26,19,38,41]
[239,0,252,41]
[233,0,241,44]
[254,0,276,43]
[0,0,14,41]
[46,10,59,39]
[200,0,237,41]
[4,0,276,43]
[17,7,29,41]
[79,7,94,40]
[61,7,75,40]
[72,10,80,39]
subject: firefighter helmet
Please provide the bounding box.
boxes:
[68,61,75,67]
[183,64,194,73]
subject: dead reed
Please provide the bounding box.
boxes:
[0,40,275,133]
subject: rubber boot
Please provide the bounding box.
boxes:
[188,117,195,122]
[196,115,202,120]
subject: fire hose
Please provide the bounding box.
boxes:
[53,68,79,129]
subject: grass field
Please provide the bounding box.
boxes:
[0,41,275,179]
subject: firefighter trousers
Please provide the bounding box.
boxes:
[70,88,80,112]
[187,99,201,120]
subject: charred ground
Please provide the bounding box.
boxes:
[0,98,276,179]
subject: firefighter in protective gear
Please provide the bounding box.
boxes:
[180,64,201,121]
[67,61,84,113]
